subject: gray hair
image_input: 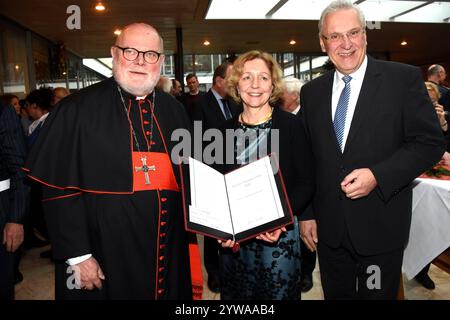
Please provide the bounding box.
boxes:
[156,75,172,93]
[318,0,366,35]
[427,64,444,77]
[283,77,304,95]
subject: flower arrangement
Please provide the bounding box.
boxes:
[424,165,450,178]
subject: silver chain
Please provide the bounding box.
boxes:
[117,86,156,153]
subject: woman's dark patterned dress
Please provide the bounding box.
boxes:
[220,118,302,300]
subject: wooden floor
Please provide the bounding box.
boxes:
[15,237,450,300]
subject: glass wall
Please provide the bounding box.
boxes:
[0,19,30,97]
[0,16,106,97]
[179,54,228,92]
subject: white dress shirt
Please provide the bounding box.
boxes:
[28,112,49,136]
[331,55,368,152]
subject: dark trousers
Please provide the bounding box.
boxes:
[204,236,220,278]
[317,228,403,300]
[301,239,316,277]
[0,244,14,300]
[416,263,431,279]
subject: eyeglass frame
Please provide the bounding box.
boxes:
[113,45,163,64]
[321,27,365,43]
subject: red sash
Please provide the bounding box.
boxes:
[132,152,179,191]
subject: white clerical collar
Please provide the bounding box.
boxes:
[135,95,147,100]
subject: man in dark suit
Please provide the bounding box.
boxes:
[192,62,241,130]
[0,101,28,300]
[191,62,241,293]
[299,0,445,300]
[179,74,206,120]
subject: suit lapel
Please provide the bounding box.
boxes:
[345,57,382,152]
[318,71,342,155]
[208,90,226,122]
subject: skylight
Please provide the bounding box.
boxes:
[205,0,450,24]
[83,59,112,77]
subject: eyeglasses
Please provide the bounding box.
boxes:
[114,45,163,64]
[321,28,364,43]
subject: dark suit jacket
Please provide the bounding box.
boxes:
[300,56,446,255]
[191,89,242,131]
[0,101,28,231]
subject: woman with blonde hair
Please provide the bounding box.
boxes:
[217,50,315,299]
[425,81,447,132]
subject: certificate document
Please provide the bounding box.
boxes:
[184,155,293,243]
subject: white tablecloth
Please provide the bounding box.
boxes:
[403,178,450,280]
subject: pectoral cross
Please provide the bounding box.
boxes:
[135,156,156,185]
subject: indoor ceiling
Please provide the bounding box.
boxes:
[0,0,449,65]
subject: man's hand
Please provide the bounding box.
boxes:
[300,219,318,252]
[341,168,377,199]
[2,223,24,252]
[74,257,105,290]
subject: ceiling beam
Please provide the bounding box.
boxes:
[389,1,434,21]
[194,0,211,20]
[265,0,289,18]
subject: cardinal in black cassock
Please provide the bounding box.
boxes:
[24,75,193,299]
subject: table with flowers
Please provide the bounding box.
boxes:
[403,165,450,280]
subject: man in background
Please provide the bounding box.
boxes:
[0,101,28,300]
[179,73,205,120]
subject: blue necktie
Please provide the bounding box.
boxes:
[334,75,352,152]
[221,99,232,120]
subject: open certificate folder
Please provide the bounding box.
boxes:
[184,155,294,243]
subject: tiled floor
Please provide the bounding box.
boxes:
[15,237,450,300]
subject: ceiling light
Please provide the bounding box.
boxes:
[62,71,67,75]
[203,40,210,46]
[289,40,296,45]
[401,41,408,46]
[15,65,19,70]
[114,29,121,36]
[95,1,106,11]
